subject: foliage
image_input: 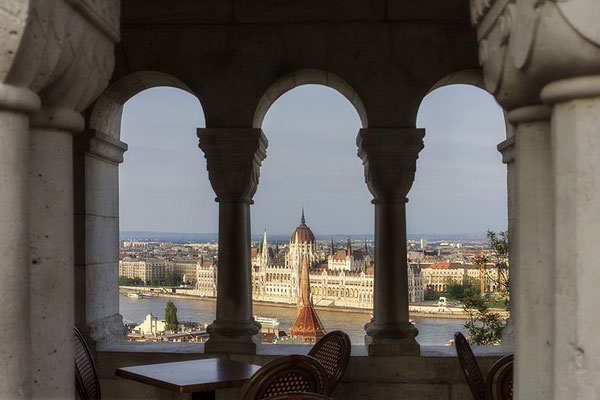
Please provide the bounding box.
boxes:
[461,288,504,345]
[487,230,510,310]
[164,300,179,332]
[164,271,175,287]
[119,276,143,286]
[444,276,479,299]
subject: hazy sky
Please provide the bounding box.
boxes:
[119,84,507,235]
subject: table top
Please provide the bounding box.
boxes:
[115,357,262,394]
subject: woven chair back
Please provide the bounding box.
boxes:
[308,330,351,395]
[454,332,486,400]
[485,354,513,400]
[74,327,101,400]
[238,355,329,400]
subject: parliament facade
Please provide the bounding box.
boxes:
[195,212,425,307]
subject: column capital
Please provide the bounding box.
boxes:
[198,128,268,204]
[472,0,600,109]
[356,128,425,203]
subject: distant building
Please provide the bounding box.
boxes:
[420,262,500,293]
[119,258,167,282]
[193,210,425,308]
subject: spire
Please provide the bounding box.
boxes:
[330,237,335,256]
[301,206,306,225]
[262,229,268,258]
[299,253,311,305]
[275,239,279,254]
[364,237,368,256]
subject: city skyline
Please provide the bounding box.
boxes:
[120,84,507,235]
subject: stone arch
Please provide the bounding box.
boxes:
[90,71,202,141]
[252,69,368,129]
[78,71,204,346]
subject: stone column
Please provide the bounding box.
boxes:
[496,134,515,345]
[541,75,600,399]
[198,128,267,354]
[508,105,553,399]
[28,107,86,398]
[0,84,40,398]
[73,128,128,348]
[357,128,424,356]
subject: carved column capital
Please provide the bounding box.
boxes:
[471,0,600,109]
[356,128,425,204]
[198,128,268,204]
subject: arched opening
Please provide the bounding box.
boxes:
[77,72,216,346]
[251,81,372,345]
[410,81,508,345]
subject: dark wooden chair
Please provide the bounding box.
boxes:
[454,332,486,400]
[308,330,351,396]
[264,392,333,400]
[485,354,513,400]
[238,355,329,400]
[74,327,101,400]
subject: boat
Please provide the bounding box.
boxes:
[125,292,150,299]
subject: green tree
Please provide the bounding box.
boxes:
[164,271,175,286]
[445,276,478,299]
[461,288,504,345]
[164,300,179,332]
[487,230,509,310]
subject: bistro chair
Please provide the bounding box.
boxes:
[238,355,329,400]
[308,330,351,396]
[265,392,333,400]
[74,327,101,400]
[454,332,486,400]
[485,354,513,400]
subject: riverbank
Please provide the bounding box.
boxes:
[119,286,509,320]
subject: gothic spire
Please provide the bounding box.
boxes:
[299,253,311,306]
[301,206,306,225]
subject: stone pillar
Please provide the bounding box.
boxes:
[73,128,128,348]
[0,84,40,398]
[198,128,267,354]
[28,107,85,398]
[541,76,600,399]
[357,128,424,356]
[496,134,515,345]
[508,105,553,399]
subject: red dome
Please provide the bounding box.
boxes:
[290,210,315,244]
[291,226,315,244]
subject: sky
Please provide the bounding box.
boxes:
[119,84,507,236]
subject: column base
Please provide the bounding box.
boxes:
[204,320,261,354]
[364,321,420,356]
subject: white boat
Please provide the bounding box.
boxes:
[126,292,149,299]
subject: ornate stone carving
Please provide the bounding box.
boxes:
[1,0,120,119]
[356,128,425,203]
[198,128,268,203]
[471,0,600,109]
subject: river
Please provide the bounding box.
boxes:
[120,294,469,345]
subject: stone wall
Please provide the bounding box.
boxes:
[98,343,509,400]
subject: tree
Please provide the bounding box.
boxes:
[164,300,178,332]
[487,230,509,310]
[461,287,504,345]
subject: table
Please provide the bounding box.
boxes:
[115,357,262,399]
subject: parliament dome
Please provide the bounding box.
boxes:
[291,210,315,244]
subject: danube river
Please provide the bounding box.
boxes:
[120,294,469,345]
